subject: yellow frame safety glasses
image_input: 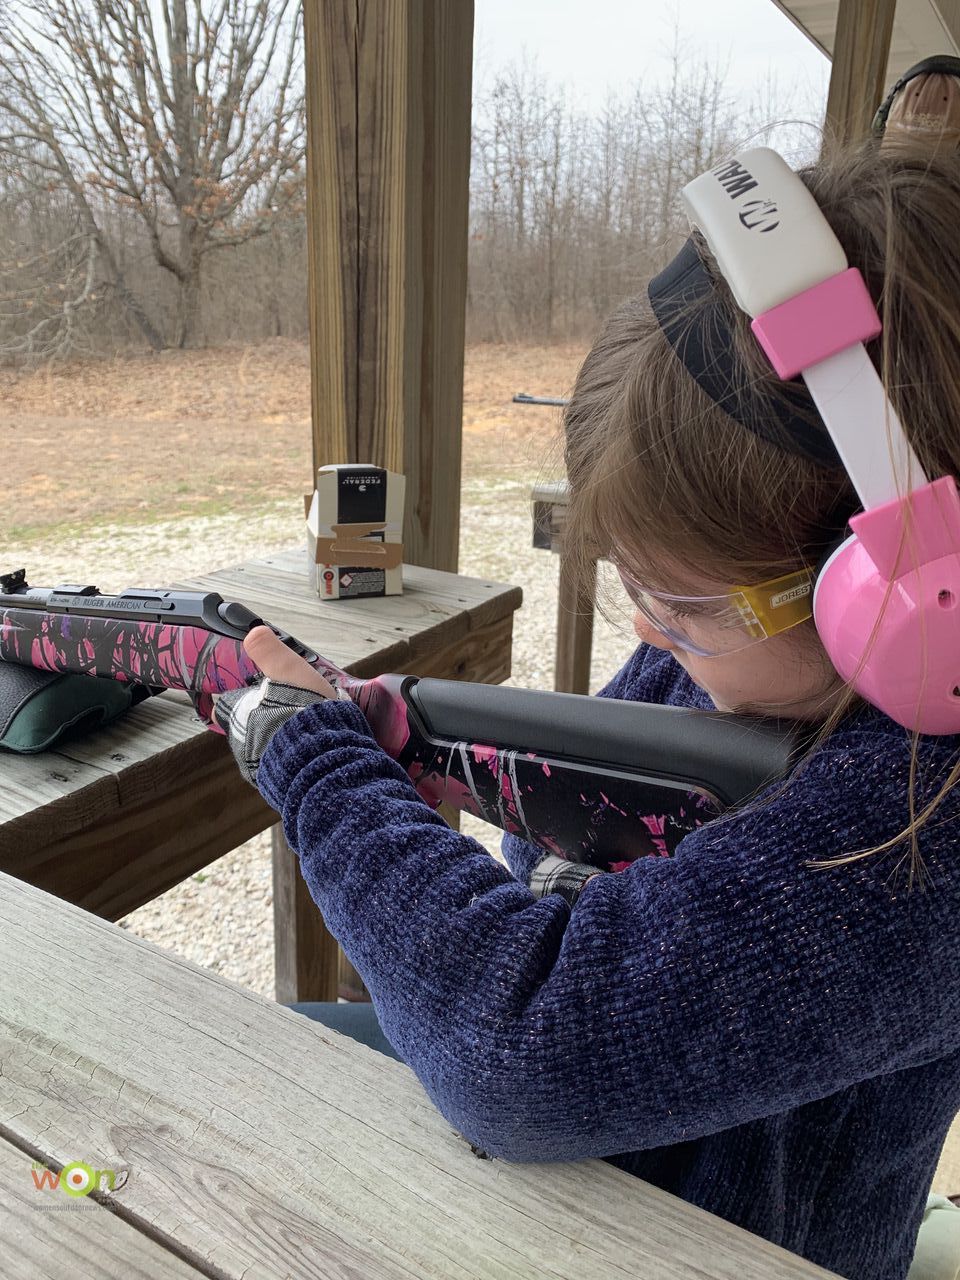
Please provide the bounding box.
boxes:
[615,566,815,657]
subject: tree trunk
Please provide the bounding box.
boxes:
[45,143,165,351]
[271,229,283,338]
[96,237,165,352]
[176,254,203,348]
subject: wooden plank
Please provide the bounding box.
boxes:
[306,1,474,574]
[355,0,408,476]
[530,481,570,504]
[0,556,520,1009]
[303,0,355,464]
[531,481,569,550]
[51,690,202,769]
[0,732,272,920]
[529,482,598,693]
[268,546,514,605]
[0,693,202,832]
[770,2,960,82]
[0,1134,203,1279]
[0,872,840,1280]
[396,0,474,570]
[394,610,513,683]
[0,687,277,918]
[933,1,960,50]
[0,564,519,1006]
[822,0,897,148]
[532,497,567,552]
[0,749,109,826]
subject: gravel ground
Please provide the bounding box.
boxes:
[6,466,636,999]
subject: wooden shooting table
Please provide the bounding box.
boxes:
[0,869,840,1280]
[0,547,522,1003]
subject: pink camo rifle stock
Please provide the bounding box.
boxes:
[0,570,806,870]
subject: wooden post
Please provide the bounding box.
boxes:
[272,827,341,1004]
[303,0,474,572]
[822,0,897,150]
[555,553,596,696]
[292,1,474,1004]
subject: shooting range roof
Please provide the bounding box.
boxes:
[772,1,960,82]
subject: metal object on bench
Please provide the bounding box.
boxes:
[513,392,570,407]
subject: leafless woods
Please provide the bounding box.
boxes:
[0,6,818,360]
[0,0,304,357]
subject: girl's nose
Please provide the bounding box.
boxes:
[632,610,679,652]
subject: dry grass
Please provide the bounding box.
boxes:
[4,339,583,538]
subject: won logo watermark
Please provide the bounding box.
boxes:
[31,1159,128,1198]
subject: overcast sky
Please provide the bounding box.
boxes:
[474,0,831,127]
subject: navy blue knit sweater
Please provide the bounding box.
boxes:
[257,642,960,1280]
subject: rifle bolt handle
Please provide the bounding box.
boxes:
[218,601,264,630]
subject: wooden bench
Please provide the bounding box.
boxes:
[0,869,840,1279]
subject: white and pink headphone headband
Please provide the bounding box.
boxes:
[673,148,960,734]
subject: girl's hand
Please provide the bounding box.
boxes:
[215,627,340,787]
[243,625,337,698]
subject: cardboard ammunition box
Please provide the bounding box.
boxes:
[306,463,405,599]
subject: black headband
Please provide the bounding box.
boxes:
[647,237,842,466]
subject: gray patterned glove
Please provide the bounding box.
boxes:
[215,678,342,786]
[529,855,604,906]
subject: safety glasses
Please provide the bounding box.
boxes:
[614,563,815,657]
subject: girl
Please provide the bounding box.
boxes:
[217,144,960,1280]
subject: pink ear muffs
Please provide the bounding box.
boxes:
[676,148,960,733]
[813,475,960,734]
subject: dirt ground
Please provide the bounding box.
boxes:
[3,340,586,539]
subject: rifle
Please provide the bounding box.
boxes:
[0,569,807,870]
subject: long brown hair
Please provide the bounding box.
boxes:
[556,142,960,884]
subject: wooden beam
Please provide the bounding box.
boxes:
[304,1,474,573]
[272,825,341,1004]
[822,0,897,149]
[932,0,960,49]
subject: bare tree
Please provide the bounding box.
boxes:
[0,0,305,349]
[0,186,101,361]
[467,41,819,343]
[0,106,167,357]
